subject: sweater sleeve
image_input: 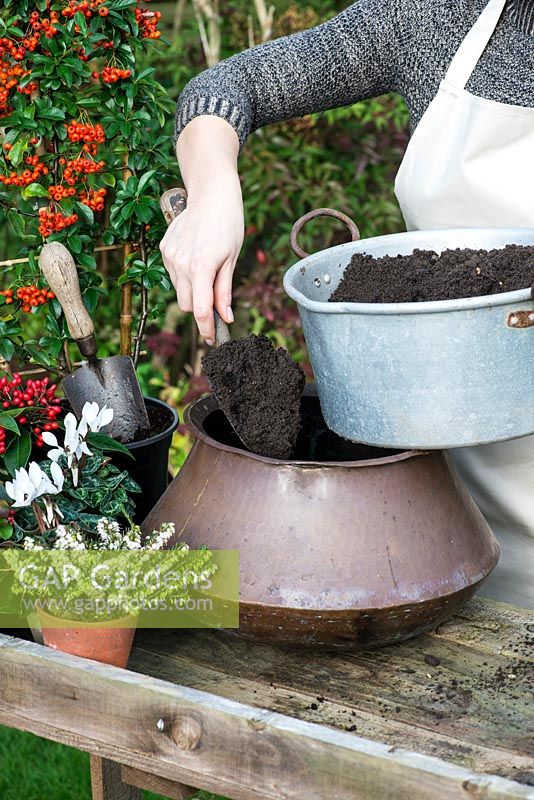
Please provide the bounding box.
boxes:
[174,0,409,151]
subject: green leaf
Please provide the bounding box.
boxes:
[74,202,94,225]
[0,522,13,541]
[37,107,65,121]
[4,428,32,476]
[74,10,88,35]
[7,209,25,238]
[101,173,116,187]
[87,432,134,458]
[0,339,14,362]
[21,182,49,199]
[136,170,157,195]
[120,200,137,221]
[8,136,28,168]
[68,234,82,254]
[0,415,19,435]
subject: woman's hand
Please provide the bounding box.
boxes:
[160,116,243,344]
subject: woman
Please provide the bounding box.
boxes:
[160,0,534,608]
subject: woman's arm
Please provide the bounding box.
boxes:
[160,116,242,344]
[161,0,408,341]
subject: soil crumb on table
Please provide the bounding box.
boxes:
[329,244,534,303]
[202,335,305,460]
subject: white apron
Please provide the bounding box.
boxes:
[394,0,534,608]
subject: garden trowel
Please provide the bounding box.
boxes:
[160,188,305,460]
[39,242,150,443]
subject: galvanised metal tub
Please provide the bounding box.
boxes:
[284,224,534,449]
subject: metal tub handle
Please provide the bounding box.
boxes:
[290,208,360,259]
[506,284,534,328]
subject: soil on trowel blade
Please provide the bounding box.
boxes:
[201,334,305,460]
[329,244,534,303]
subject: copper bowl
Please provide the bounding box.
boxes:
[144,387,499,649]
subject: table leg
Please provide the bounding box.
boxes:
[90,756,142,800]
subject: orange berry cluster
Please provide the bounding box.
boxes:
[79,187,107,211]
[38,209,79,237]
[0,37,26,63]
[0,286,55,312]
[29,10,60,39]
[48,184,77,200]
[135,8,162,39]
[93,66,131,83]
[60,156,105,185]
[17,80,38,96]
[16,285,55,312]
[66,120,106,145]
[0,150,48,188]
[0,58,27,116]
[61,0,105,20]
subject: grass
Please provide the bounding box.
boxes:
[0,725,224,800]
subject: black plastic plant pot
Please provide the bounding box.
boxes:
[111,397,179,524]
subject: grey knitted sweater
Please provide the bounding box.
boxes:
[174,0,534,150]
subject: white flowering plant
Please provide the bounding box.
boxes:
[4,521,218,622]
[0,402,219,623]
[1,402,140,543]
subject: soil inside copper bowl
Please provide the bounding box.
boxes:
[203,394,404,462]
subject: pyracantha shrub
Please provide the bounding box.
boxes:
[0,0,175,368]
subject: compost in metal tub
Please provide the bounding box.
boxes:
[284,220,534,449]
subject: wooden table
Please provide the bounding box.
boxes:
[0,597,532,800]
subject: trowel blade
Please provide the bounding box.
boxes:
[62,355,150,443]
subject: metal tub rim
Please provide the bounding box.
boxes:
[283,226,534,315]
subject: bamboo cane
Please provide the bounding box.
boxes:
[0,244,124,270]
[120,152,133,356]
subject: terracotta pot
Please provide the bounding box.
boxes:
[37,608,137,668]
[143,387,500,649]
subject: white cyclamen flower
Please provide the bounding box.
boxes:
[5,462,62,508]
[49,461,65,494]
[78,402,114,436]
[42,412,92,466]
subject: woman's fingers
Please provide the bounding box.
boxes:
[192,269,216,344]
[175,277,193,313]
[214,259,235,323]
[159,224,181,291]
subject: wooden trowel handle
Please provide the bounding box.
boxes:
[160,188,231,347]
[39,242,97,359]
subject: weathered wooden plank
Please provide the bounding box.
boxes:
[90,756,142,800]
[132,625,534,760]
[129,644,534,786]
[121,765,197,800]
[429,599,534,662]
[0,635,531,800]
